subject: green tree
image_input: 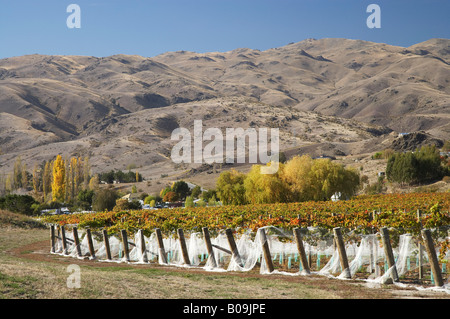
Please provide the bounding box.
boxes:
[171,180,190,200]
[0,194,38,216]
[201,189,217,202]
[185,196,194,207]
[216,169,247,205]
[144,195,156,205]
[386,146,443,185]
[77,189,94,210]
[442,140,450,152]
[307,158,360,201]
[13,156,23,190]
[191,185,202,199]
[92,188,118,211]
[244,164,289,204]
[414,145,443,183]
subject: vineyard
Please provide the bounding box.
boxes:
[42,192,450,237]
[42,192,450,294]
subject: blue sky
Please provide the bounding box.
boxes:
[0,0,449,59]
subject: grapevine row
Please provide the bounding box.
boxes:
[42,192,450,237]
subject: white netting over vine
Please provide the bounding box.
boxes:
[51,226,450,293]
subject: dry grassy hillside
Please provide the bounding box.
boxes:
[0,38,448,188]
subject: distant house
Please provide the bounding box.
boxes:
[398,132,409,137]
[331,192,341,202]
[121,193,140,202]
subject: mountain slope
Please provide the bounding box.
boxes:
[0,38,448,182]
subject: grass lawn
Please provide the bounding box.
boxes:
[0,210,448,302]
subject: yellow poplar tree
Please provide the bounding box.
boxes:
[21,163,28,190]
[42,161,54,202]
[32,163,40,196]
[52,155,66,202]
[13,156,23,190]
[70,157,78,200]
[64,157,70,202]
[88,174,99,191]
[83,156,90,190]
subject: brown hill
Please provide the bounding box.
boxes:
[0,38,448,186]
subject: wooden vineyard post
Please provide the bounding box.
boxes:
[368,235,374,274]
[86,228,96,259]
[380,227,399,283]
[72,226,82,257]
[293,228,310,274]
[421,229,444,287]
[61,225,68,255]
[226,228,243,267]
[102,229,112,261]
[308,249,312,270]
[177,228,191,265]
[50,224,56,253]
[417,209,424,279]
[333,227,351,279]
[120,229,131,262]
[139,229,148,263]
[202,227,217,268]
[259,228,274,273]
[155,228,168,264]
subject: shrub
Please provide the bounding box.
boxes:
[0,194,38,216]
[386,145,444,185]
[113,199,142,212]
[92,188,119,211]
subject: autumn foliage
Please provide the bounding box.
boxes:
[42,192,449,237]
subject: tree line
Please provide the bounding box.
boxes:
[0,155,94,201]
[98,170,143,184]
[214,155,361,205]
[0,155,99,214]
[386,145,449,185]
